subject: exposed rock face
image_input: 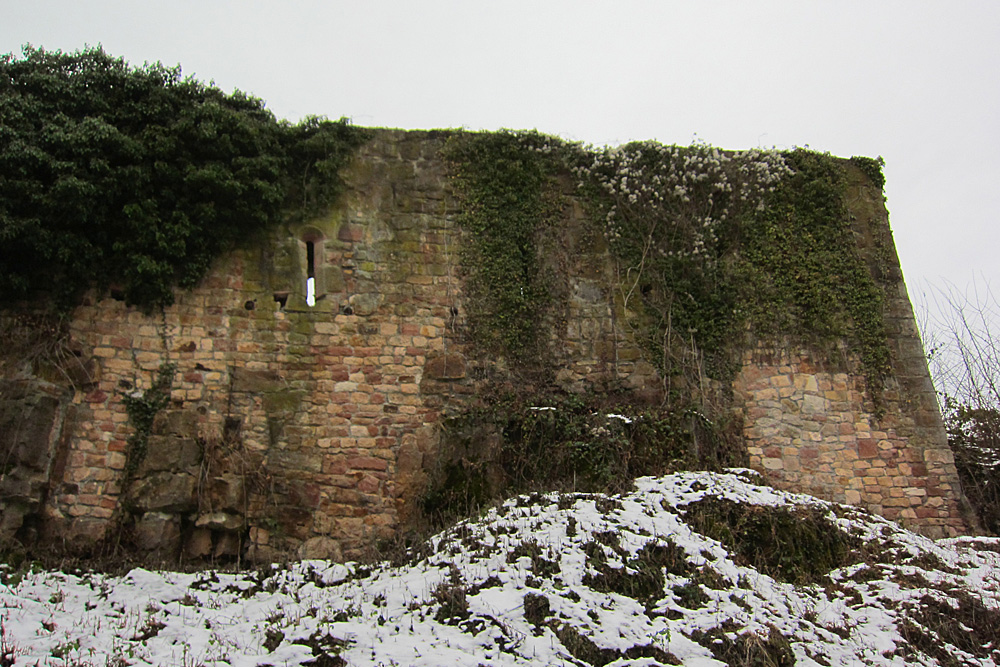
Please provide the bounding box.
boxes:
[0,379,71,545]
[0,130,971,563]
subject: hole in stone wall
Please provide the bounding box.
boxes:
[273,292,289,309]
[223,416,243,444]
[244,299,256,311]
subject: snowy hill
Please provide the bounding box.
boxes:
[2,470,999,666]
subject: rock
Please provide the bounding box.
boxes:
[185,528,214,559]
[213,532,242,559]
[231,368,283,393]
[337,223,364,242]
[348,293,381,316]
[137,436,202,475]
[151,409,199,437]
[298,536,342,561]
[396,442,423,476]
[195,512,244,531]
[63,356,100,388]
[130,472,197,513]
[134,512,181,557]
[206,475,246,513]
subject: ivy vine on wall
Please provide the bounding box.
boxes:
[443,130,563,364]
[445,132,892,411]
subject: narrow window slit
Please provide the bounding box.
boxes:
[306,240,316,307]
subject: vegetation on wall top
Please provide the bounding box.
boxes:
[0,45,368,310]
[437,132,893,514]
[445,132,891,406]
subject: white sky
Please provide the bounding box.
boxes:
[4,0,999,330]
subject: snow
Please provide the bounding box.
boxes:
[2,470,998,666]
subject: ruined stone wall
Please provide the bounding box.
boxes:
[0,130,973,562]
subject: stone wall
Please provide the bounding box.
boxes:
[734,167,971,538]
[0,130,973,562]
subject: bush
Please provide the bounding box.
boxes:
[0,45,366,309]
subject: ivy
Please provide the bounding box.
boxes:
[0,45,368,310]
[443,130,562,363]
[849,155,886,192]
[741,150,890,408]
[423,392,744,524]
[445,131,895,480]
[121,362,176,482]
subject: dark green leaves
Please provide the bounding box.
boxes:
[0,45,367,309]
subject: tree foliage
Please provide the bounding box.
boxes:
[0,45,366,309]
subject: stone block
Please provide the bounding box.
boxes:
[195,511,244,531]
[137,436,202,475]
[206,475,246,512]
[857,439,878,459]
[134,512,181,557]
[298,536,342,561]
[214,531,241,559]
[801,394,826,414]
[185,528,214,559]
[130,472,197,513]
[423,353,466,380]
[152,409,199,437]
[231,368,284,393]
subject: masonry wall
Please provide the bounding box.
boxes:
[0,130,972,562]
[733,168,971,537]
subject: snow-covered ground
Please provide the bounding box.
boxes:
[2,470,998,666]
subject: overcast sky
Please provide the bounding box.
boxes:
[4,0,999,333]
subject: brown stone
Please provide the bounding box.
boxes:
[231,368,284,393]
[424,353,467,380]
[185,528,214,559]
[195,512,244,531]
[214,532,242,559]
[130,472,198,513]
[134,512,181,557]
[338,223,364,242]
[857,439,878,459]
[298,536,342,561]
[137,436,202,475]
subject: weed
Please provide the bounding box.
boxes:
[684,498,860,584]
[690,625,795,667]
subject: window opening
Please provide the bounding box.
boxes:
[306,240,316,307]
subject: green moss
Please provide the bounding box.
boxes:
[263,389,305,414]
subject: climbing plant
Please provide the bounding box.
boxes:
[120,362,176,484]
[446,133,892,418]
[0,45,368,310]
[443,130,563,363]
[572,141,793,380]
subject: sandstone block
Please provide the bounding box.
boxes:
[137,436,202,475]
[299,536,342,561]
[424,353,467,380]
[130,472,197,513]
[195,511,244,531]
